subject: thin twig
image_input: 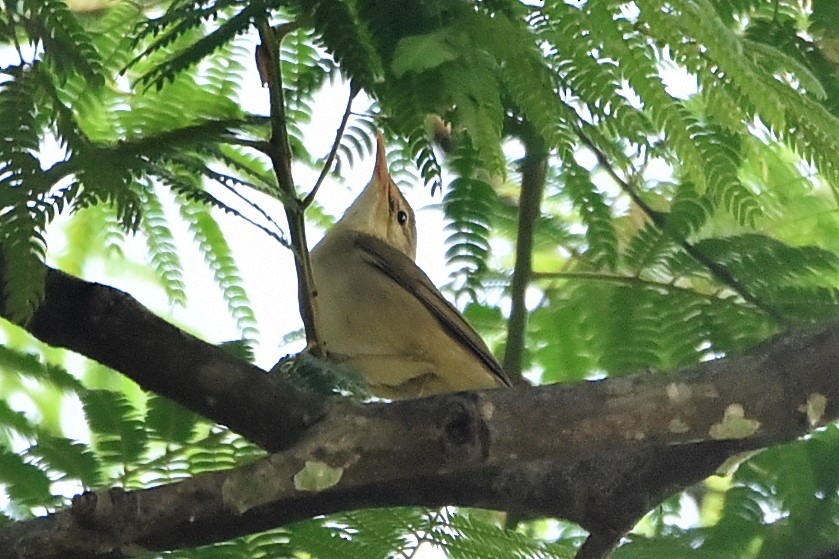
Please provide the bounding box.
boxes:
[257,21,322,351]
[573,124,786,324]
[207,170,291,245]
[152,162,291,248]
[257,23,297,202]
[533,270,737,303]
[302,83,359,208]
[216,200,290,247]
[502,123,548,381]
[220,184,289,243]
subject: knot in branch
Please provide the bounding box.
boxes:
[437,393,492,465]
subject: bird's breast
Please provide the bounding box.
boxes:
[309,232,501,396]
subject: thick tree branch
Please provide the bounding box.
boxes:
[1,442,743,559]
[3,239,838,558]
[1,305,838,557]
[2,258,326,451]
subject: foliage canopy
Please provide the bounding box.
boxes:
[2,0,839,557]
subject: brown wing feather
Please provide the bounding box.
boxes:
[354,233,512,387]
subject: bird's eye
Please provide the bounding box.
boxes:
[397,210,408,225]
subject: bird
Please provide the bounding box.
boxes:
[309,132,512,398]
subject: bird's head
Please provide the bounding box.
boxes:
[335,132,417,259]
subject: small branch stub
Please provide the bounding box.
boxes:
[438,394,493,465]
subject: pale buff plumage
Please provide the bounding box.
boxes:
[310,132,511,398]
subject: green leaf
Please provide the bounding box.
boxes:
[180,202,258,341]
[0,401,38,439]
[28,436,102,488]
[0,345,84,392]
[391,31,460,78]
[146,395,201,444]
[0,448,52,507]
[81,389,147,465]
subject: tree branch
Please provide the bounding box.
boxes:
[3,238,837,558]
[1,256,326,452]
[532,270,734,302]
[503,122,548,381]
[2,269,838,559]
[256,22,322,352]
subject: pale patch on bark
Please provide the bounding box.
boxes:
[709,403,760,440]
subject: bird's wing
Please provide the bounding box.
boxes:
[354,233,512,388]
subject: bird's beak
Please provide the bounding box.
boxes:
[374,131,390,201]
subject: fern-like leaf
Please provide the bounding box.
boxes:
[132,0,258,90]
[146,395,201,444]
[180,201,259,340]
[0,345,83,393]
[27,436,102,488]
[29,0,104,85]
[443,172,495,297]
[81,389,147,466]
[138,184,187,306]
[562,158,618,269]
[0,448,53,508]
[299,0,383,90]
